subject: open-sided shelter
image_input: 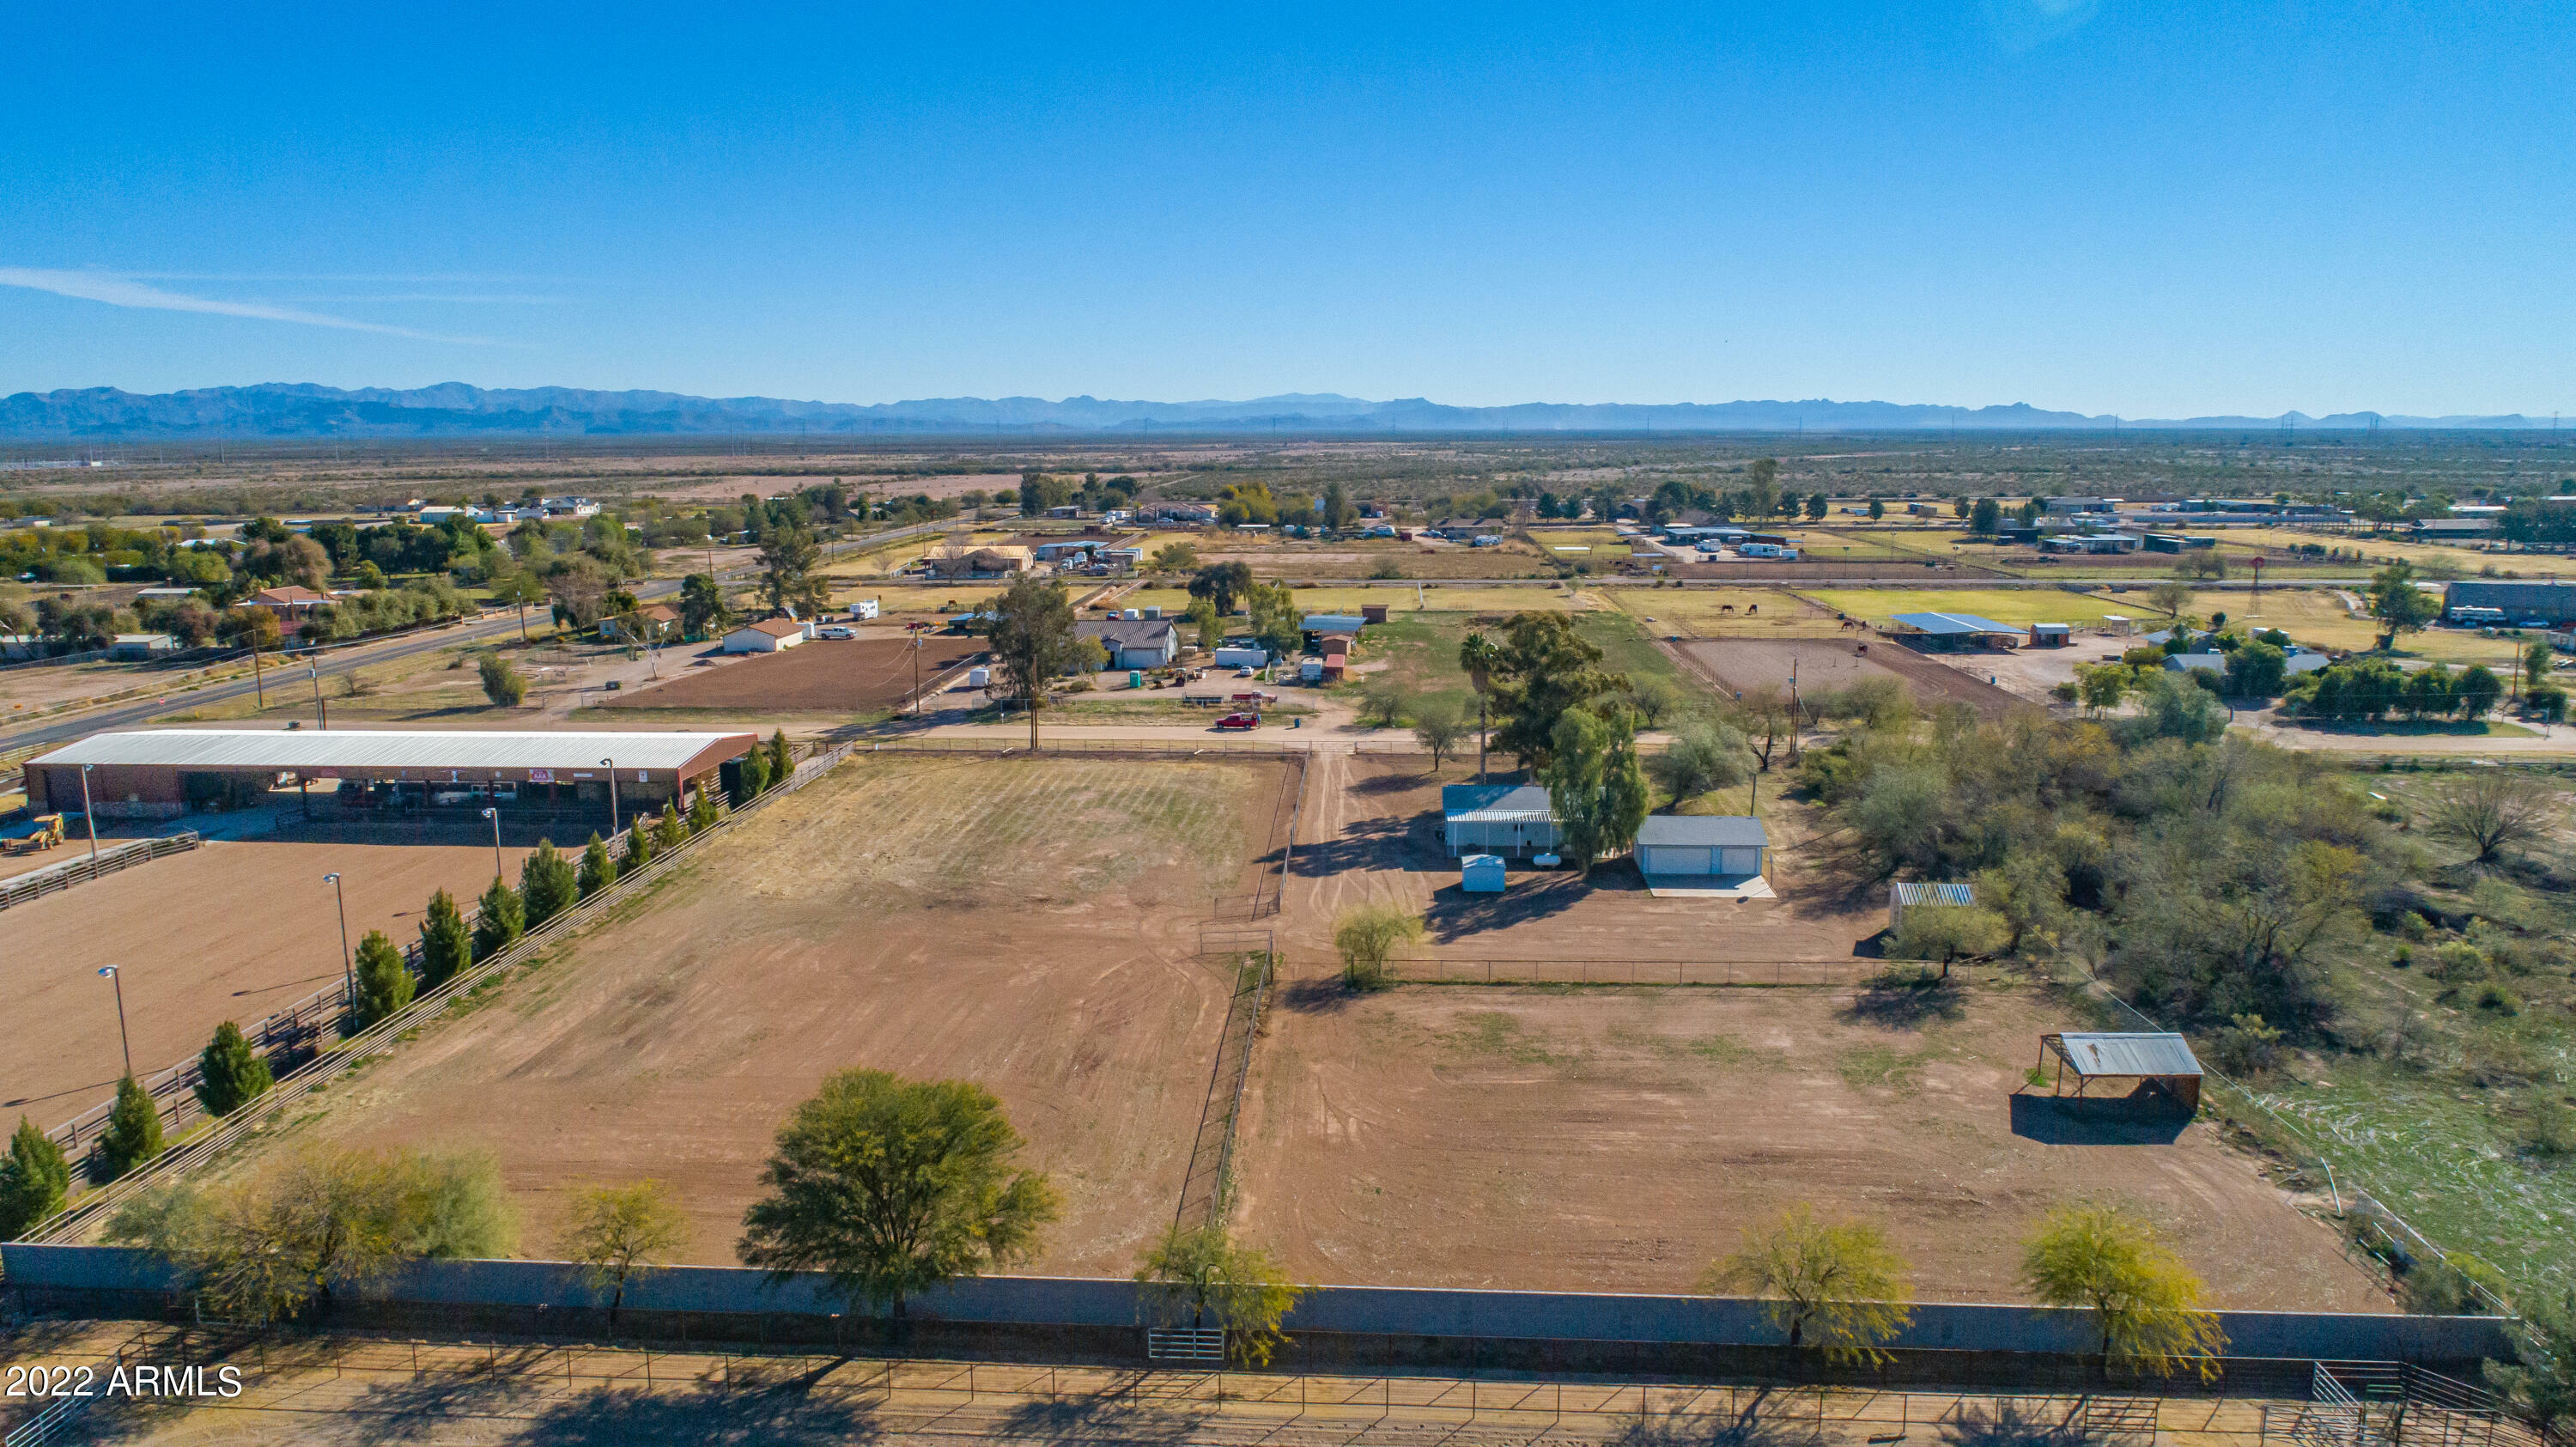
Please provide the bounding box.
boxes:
[2036,1032,2204,1112]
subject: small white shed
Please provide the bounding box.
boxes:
[1461,854,1506,893]
[1635,815,1769,877]
[723,618,807,654]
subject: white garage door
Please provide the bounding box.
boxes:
[1643,846,1714,874]
[1718,846,1762,874]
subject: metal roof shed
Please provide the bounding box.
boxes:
[1888,879,1975,930]
[2037,1032,2204,1112]
[1442,784,1560,858]
[1888,612,2022,649]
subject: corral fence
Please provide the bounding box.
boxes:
[0,1323,2552,1447]
[30,743,852,1242]
[1385,957,1984,987]
[856,735,1461,757]
[1176,933,1276,1227]
[2081,982,2516,1320]
[0,832,200,912]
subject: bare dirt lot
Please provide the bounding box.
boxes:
[216,754,1297,1274]
[598,635,986,714]
[1230,979,2382,1310]
[1,836,533,1132]
[1668,637,2032,719]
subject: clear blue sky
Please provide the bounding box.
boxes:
[3,2,2567,418]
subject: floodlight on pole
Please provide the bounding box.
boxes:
[323,872,355,1012]
[97,965,133,1079]
[481,807,503,882]
[600,758,618,838]
[77,763,101,864]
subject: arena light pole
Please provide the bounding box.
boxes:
[599,757,618,837]
[323,872,354,1009]
[481,807,503,883]
[96,965,132,1078]
[77,763,101,865]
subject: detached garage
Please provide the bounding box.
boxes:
[1635,815,1769,879]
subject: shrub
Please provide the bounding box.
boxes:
[2476,984,2523,1015]
[2208,1013,2285,1076]
[477,653,528,707]
[2427,942,2487,982]
[1334,905,1425,990]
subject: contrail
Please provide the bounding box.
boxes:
[0,267,500,344]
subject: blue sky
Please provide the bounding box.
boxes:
[2,2,2568,417]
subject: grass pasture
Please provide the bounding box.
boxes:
[1804,587,2131,628]
[1600,586,1843,636]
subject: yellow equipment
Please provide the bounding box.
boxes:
[5,814,64,854]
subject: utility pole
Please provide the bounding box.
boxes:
[310,665,328,729]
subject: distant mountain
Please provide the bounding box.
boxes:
[0,383,2552,438]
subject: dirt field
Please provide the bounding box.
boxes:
[212,754,1297,1273]
[0,837,533,1133]
[598,635,986,714]
[1668,637,2030,718]
[1229,980,2382,1309]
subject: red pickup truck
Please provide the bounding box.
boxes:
[1214,712,1261,731]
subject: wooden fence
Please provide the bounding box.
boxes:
[0,832,201,912]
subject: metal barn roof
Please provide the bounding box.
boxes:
[1637,815,1769,848]
[1890,611,2022,636]
[1890,881,1977,908]
[2045,1033,2203,1079]
[1442,783,1555,822]
[31,729,750,775]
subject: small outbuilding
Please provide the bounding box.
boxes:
[1460,854,1506,893]
[1888,612,2023,650]
[723,617,807,654]
[1078,617,1180,670]
[2028,623,2073,647]
[2036,1032,2204,1113]
[1889,880,1975,931]
[1442,784,1561,858]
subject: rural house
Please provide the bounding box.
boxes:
[722,617,806,654]
[1077,617,1180,670]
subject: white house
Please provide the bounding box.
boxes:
[1633,815,1769,878]
[1078,617,1180,670]
[723,617,807,654]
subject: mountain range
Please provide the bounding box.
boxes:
[0,383,2557,438]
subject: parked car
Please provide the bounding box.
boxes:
[816,624,856,639]
[1215,712,1261,731]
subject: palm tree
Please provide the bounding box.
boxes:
[1458,631,1500,781]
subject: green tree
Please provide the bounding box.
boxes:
[418,888,471,988]
[1805,492,1829,520]
[1541,705,1650,874]
[1410,695,1467,770]
[765,728,793,785]
[624,812,657,871]
[472,878,526,960]
[193,1022,274,1118]
[1243,581,1302,663]
[981,575,1084,750]
[1185,597,1223,653]
[1186,561,1255,618]
[519,840,579,928]
[677,572,729,641]
[688,788,720,833]
[2221,643,2287,699]
[1334,904,1425,990]
[1322,480,1356,531]
[2456,664,2503,720]
[755,520,829,619]
[489,569,548,642]
[1357,675,1409,728]
[1136,1223,1305,1366]
[1488,612,1623,770]
[1705,1204,1914,1364]
[2523,639,2555,691]
[556,1179,689,1338]
[106,1144,515,1325]
[478,652,528,707]
[2145,581,2195,620]
[99,1075,165,1181]
[0,1116,74,1238]
[1867,497,1885,520]
[733,745,770,806]
[1151,541,1201,575]
[1969,497,2002,533]
[2367,561,2442,650]
[2022,1206,2225,1379]
[737,1069,1060,1319]
[2425,770,2561,864]
[1650,717,1754,804]
[654,801,685,852]
[1458,630,1501,779]
[2488,1287,2576,1438]
[1889,904,2011,979]
[351,929,414,1030]
[576,836,615,900]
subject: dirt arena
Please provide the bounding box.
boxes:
[598,635,985,714]
[1230,979,2380,1310]
[1,837,532,1133]
[214,754,1297,1274]
[1672,637,2032,718]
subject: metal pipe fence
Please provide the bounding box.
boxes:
[1387,957,1978,987]
[0,832,200,911]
